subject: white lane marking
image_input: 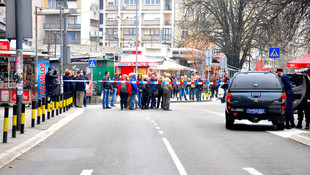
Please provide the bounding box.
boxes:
[162,138,188,175]
[243,167,264,175]
[80,169,93,175]
[156,126,161,130]
[159,130,164,135]
[203,109,225,117]
[268,129,307,138]
[151,120,155,123]
[145,117,150,120]
[154,123,158,126]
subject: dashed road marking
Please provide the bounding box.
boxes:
[154,123,158,126]
[80,169,93,175]
[156,126,161,130]
[159,130,164,135]
[151,120,155,123]
[243,167,264,175]
[162,138,188,175]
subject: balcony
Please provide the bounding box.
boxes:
[163,21,172,26]
[69,8,81,14]
[43,23,81,30]
[43,38,81,45]
[142,20,160,26]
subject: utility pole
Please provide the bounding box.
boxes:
[135,0,138,77]
[63,0,68,72]
[59,5,63,95]
[15,0,24,130]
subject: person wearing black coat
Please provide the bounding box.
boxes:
[45,67,57,100]
[52,70,60,96]
[195,76,203,102]
[142,77,151,109]
[156,76,164,109]
[82,70,89,107]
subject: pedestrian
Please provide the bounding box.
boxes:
[157,76,164,109]
[52,70,60,96]
[277,68,295,129]
[202,79,208,100]
[129,73,139,110]
[189,76,195,100]
[179,76,187,101]
[102,71,112,109]
[110,73,120,107]
[75,71,85,108]
[209,74,216,100]
[195,76,203,102]
[149,74,157,109]
[173,76,179,100]
[117,74,131,110]
[215,75,220,99]
[45,67,56,100]
[136,74,143,108]
[162,72,172,111]
[296,70,310,129]
[72,71,79,107]
[221,74,230,103]
[63,69,71,93]
[82,70,89,107]
[142,76,151,109]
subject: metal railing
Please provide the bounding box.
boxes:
[43,23,81,30]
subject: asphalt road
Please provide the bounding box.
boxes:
[0,101,310,175]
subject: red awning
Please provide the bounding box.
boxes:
[287,54,310,69]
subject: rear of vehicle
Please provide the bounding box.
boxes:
[225,72,286,130]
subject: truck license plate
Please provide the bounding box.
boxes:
[246,109,265,114]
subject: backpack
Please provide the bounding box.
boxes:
[120,83,127,93]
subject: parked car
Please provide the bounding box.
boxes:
[287,74,309,110]
[225,72,286,130]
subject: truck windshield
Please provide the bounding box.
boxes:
[230,73,282,90]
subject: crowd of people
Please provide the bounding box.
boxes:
[45,67,89,108]
[101,71,231,111]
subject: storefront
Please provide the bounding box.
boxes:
[0,51,49,104]
[115,62,159,76]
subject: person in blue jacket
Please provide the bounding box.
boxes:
[63,69,71,93]
[129,73,139,110]
[195,76,203,102]
[277,68,295,129]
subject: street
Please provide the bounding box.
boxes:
[0,101,310,175]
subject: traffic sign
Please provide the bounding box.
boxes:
[0,40,10,51]
[88,60,97,68]
[269,48,280,58]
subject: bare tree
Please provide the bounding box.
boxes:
[182,0,310,69]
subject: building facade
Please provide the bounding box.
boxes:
[99,0,175,48]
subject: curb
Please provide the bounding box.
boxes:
[289,133,310,147]
[0,108,84,168]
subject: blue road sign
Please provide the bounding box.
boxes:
[269,48,280,58]
[88,60,97,68]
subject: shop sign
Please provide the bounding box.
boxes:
[12,90,30,101]
[0,90,10,102]
[0,41,10,51]
[38,62,49,99]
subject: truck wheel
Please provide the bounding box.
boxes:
[225,112,234,129]
[277,123,285,130]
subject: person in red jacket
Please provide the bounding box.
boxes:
[117,74,132,110]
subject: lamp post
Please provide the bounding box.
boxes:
[135,0,138,77]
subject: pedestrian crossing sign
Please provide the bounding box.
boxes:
[269,48,280,58]
[88,60,97,68]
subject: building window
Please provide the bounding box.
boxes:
[99,28,103,32]
[124,0,139,5]
[123,14,137,20]
[162,28,172,40]
[100,0,103,9]
[107,0,119,5]
[90,19,99,27]
[99,42,103,46]
[145,0,160,5]
[144,29,159,36]
[100,13,103,24]
[182,27,188,36]
[106,28,118,35]
[124,29,138,35]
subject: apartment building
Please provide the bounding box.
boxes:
[38,0,100,54]
[99,0,175,48]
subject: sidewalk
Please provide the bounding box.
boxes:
[0,105,84,168]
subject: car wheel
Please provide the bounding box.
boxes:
[272,121,277,125]
[277,122,285,130]
[225,112,234,129]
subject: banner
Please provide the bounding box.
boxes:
[38,62,49,99]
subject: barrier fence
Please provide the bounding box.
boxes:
[2,93,73,143]
[63,80,230,85]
